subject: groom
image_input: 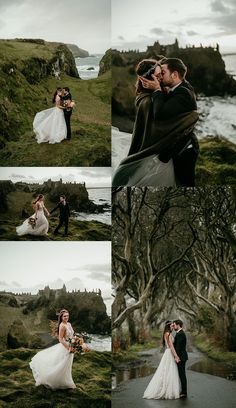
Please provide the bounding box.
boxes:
[61,87,73,140]
[140,57,199,187]
[173,319,188,399]
[50,195,70,236]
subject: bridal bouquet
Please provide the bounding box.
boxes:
[69,332,91,354]
[28,217,36,228]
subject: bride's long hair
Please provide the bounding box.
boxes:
[162,321,172,347]
[135,59,161,94]
[52,87,62,103]
[32,194,44,208]
[57,309,69,334]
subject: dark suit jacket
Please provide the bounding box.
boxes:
[152,80,199,160]
[174,329,188,362]
[51,202,70,219]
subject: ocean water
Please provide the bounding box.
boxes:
[75,55,103,80]
[113,54,236,168]
[90,334,111,352]
[74,187,111,225]
[223,54,236,79]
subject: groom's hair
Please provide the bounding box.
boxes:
[173,319,183,327]
[60,195,66,199]
[63,87,70,92]
[160,58,187,79]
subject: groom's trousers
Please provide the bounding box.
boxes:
[54,216,69,235]
[174,147,198,187]
[177,361,187,395]
[64,110,72,140]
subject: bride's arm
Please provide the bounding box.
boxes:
[59,324,70,350]
[43,204,50,217]
[165,333,180,362]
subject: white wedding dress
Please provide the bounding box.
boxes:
[143,337,180,399]
[30,323,76,389]
[33,103,67,144]
[127,155,176,186]
[16,203,49,236]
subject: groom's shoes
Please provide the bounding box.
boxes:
[180,394,187,399]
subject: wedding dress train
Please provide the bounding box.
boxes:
[33,106,67,144]
[16,203,49,236]
[143,341,180,399]
[30,324,76,389]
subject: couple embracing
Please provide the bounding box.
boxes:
[113,58,199,187]
[33,87,75,144]
[143,319,188,400]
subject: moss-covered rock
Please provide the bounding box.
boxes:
[0,348,111,406]
[196,136,236,184]
[99,49,112,76]
[7,320,31,348]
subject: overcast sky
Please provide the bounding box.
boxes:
[0,241,111,313]
[0,167,111,187]
[0,0,110,54]
[112,0,236,53]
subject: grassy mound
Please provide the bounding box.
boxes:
[0,348,111,407]
[0,40,111,166]
[196,136,236,184]
[0,190,111,241]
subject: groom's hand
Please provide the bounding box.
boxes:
[139,75,161,91]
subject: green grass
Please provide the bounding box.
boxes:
[196,136,236,184]
[0,191,111,241]
[0,348,111,407]
[193,333,236,364]
[0,216,111,241]
[0,39,111,166]
[112,329,162,366]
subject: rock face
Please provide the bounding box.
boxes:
[24,286,111,334]
[0,39,79,143]
[98,49,112,76]
[67,43,89,58]
[0,181,15,212]
[7,319,30,348]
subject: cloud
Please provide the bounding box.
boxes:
[187,30,198,36]
[150,28,165,35]
[118,35,125,40]
[87,271,111,282]
[211,0,229,13]
[11,281,21,287]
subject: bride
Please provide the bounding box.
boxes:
[30,309,76,389]
[112,59,198,187]
[16,194,49,236]
[143,321,180,400]
[33,87,67,144]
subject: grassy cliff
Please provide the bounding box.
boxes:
[0,348,111,407]
[0,190,111,241]
[0,39,111,166]
[0,296,111,406]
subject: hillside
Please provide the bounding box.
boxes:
[67,43,89,58]
[0,39,111,166]
[0,288,110,350]
[0,181,111,240]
